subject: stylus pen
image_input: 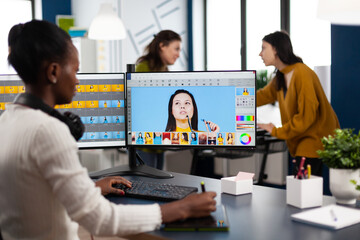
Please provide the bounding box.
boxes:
[330,209,338,222]
[201,181,206,192]
[297,157,306,179]
[186,115,193,132]
[292,159,298,178]
[201,119,212,132]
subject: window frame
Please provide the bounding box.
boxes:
[204,0,290,70]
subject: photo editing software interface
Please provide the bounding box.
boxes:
[0,74,126,148]
[126,71,256,147]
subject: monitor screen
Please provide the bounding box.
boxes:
[0,73,126,148]
[126,71,256,148]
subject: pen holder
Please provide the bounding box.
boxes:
[286,175,323,209]
[221,176,253,195]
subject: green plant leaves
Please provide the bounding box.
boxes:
[317,128,360,169]
[350,179,360,191]
[256,70,269,90]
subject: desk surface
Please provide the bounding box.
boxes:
[107,172,359,240]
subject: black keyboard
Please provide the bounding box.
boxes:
[113,179,198,202]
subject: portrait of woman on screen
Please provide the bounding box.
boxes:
[165,89,219,133]
[136,132,144,144]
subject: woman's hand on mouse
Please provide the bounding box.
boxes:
[95,176,132,196]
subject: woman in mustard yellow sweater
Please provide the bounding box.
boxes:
[257,31,340,176]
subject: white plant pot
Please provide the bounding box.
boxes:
[329,168,360,205]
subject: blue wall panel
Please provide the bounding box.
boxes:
[42,0,71,23]
[331,25,360,132]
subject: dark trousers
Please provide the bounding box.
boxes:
[293,156,323,176]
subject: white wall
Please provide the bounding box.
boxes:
[71,0,188,72]
[122,0,188,71]
[34,0,43,19]
[72,0,122,73]
[192,0,205,70]
[72,0,114,28]
[0,0,33,74]
[314,65,331,102]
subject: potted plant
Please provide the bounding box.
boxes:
[256,70,269,90]
[350,180,360,191]
[317,128,360,204]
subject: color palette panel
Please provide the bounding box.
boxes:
[236,115,255,121]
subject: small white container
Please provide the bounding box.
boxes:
[286,175,323,209]
[221,176,253,195]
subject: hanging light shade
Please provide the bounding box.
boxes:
[317,0,360,25]
[88,3,126,40]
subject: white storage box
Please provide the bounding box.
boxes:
[286,175,323,209]
[221,176,253,195]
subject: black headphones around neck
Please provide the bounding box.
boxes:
[14,93,85,141]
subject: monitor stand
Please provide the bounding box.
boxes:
[89,147,174,179]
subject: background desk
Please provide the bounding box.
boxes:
[106,172,359,240]
[190,129,287,184]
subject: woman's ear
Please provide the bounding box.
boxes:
[46,62,60,84]
[272,46,278,56]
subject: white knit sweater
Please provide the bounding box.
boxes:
[0,104,161,239]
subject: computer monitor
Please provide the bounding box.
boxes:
[126,71,257,148]
[0,73,126,149]
[67,73,126,148]
[0,75,24,114]
[88,71,256,179]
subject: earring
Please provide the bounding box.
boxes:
[51,78,57,84]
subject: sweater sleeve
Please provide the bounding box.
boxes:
[256,78,278,107]
[272,68,319,140]
[31,120,162,236]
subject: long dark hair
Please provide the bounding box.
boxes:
[138,132,143,139]
[191,132,197,141]
[182,133,188,142]
[8,20,71,85]
[262,31,303,91]
[227,133,233,141]
[136,30,181,71]
[165,89,198,132]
